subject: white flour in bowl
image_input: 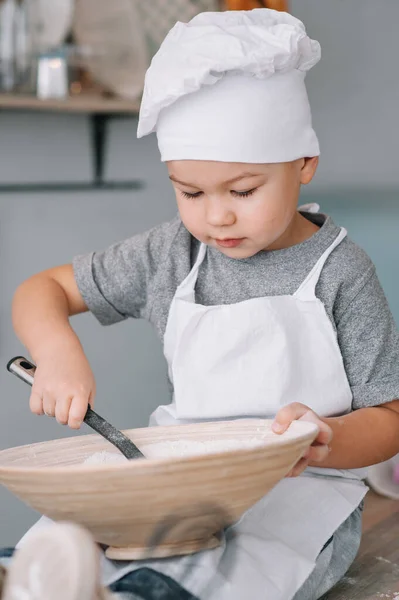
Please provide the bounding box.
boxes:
[83,437,268,465]
[143,438,267,459]
[83,451,129,465]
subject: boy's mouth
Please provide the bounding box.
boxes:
[215,238,245,248]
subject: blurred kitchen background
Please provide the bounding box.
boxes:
[0,0,398,545]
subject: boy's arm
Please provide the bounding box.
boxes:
[274,401,399,470]
[12,265,94,428]
[13,265,88,361]
[12,221,178,428]
[318,400,399,469]
[302,256,399,470]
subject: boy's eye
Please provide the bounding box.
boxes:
[180,188,257,199]
[232,188,257,198]
[181,190,203,199]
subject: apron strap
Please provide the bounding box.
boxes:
[298,202,320,214]
[176,242,207,301]
[294,228,347,301]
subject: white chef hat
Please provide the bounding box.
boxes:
[137,9,321,164]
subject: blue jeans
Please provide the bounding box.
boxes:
[109,568,198,599]
[0,549,198,600]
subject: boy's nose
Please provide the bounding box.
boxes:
[205,198,236,228]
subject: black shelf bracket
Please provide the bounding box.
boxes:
[0,112,144,193]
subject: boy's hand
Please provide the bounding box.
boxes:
[272,403,333,477]
[30,346,96,429]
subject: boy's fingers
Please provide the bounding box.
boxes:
[88,389,95,409]
[288,457,309,477]
[68,395,88,429]
[308,444,330,463]
[315,421,333,445]
[29,391,44,415]
[55,397,73,426]
[272,403,309,433]
[42,393,56,418]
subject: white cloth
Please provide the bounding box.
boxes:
[161,228,351,421]
[137,9,321,163]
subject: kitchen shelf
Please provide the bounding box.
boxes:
[0,92,143,192]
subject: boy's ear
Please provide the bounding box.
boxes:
[300,157,319,185]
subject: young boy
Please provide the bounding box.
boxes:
[2,8,399,600]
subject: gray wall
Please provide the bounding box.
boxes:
[0,0,398,545]
[291,0,398,188]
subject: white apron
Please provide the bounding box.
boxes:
[145,221,367,600]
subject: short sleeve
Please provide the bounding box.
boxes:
[336,266,399,409]
[73,217,180,326]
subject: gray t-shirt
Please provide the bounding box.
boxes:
[73,211,399,410]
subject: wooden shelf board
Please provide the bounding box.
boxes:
[0,93,141,114]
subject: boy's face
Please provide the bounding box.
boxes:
[167,158,318,259]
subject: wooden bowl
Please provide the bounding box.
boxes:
[0,419,317,560]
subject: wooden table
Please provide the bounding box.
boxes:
[322,492,399,599]
[0,93,143,193]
